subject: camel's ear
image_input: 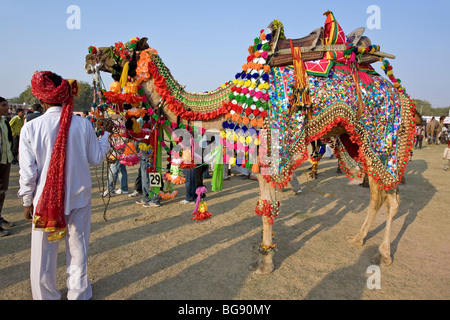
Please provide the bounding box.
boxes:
[137,37,149,51]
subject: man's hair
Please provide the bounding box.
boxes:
[16,108,24,113]
[32,103,42,111]
[0,97,6,103]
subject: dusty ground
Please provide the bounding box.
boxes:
[0,143,449,300]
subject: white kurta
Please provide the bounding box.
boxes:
[18,107,110,300]
[18,107,110,211]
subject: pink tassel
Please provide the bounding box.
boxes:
[193,186,207,213]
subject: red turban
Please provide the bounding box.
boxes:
[30,71,78,242]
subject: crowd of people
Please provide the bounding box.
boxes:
[414,123,449,149]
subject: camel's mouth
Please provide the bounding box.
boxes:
[85,63,94,74]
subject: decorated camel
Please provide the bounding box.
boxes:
[85,12,416,274]
[425,116,444,144]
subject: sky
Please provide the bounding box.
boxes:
[0,0,449,108]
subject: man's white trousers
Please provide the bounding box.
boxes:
[30,202,92,300]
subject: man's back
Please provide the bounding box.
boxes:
[18,107,110,214]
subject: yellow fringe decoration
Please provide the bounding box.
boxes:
[120,61,129,89]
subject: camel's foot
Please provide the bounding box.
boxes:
[346,234,364,246]
[370,252,393,267]
[248,254,274,275]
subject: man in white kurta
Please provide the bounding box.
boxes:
[18,104,111,299]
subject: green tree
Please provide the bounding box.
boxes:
[414,99,449,117]
[8,85,39,105]
[73,81,94,112]
[9,81,94,112]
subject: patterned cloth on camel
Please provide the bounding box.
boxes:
[266,65,406,187]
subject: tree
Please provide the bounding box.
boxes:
[9,81,94,112]
[73,81,94,112]
[414,99,449,117]
[8,85,39,105]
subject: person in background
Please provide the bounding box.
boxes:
[0,97,15,237]
[180,168,197,204]
[26,104,44,122]
[443,140,450,171]
[415,125,425,149]
[18,71,112,300]
[134,116,161,207]
[9,107,25,164]
[103,133,129,197]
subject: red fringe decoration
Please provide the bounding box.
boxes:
[255,199,280,225]
[192,210,212,221]
[103,91,144,106]
[180,163,197,169]
[148,61,232,121]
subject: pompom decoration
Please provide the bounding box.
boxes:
[119,154,140,166]
[165,159,186,184]
[192,186,212,221]
[88,46,97,54]
[159,190,178,199]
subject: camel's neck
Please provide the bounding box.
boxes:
[142,54,233,130]
[152,55,232,112]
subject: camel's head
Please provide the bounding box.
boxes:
[84,37,150,80]
[85,46,115,74]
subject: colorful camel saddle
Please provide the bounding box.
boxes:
[222,12,415,190]
[264,65,415,190]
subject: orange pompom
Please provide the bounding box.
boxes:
[124,142,137,156]
[257,118,265,128]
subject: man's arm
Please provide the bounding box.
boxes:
[17,126,38,220]
[86,119,113,166]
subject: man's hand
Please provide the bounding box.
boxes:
[23,205,33,222]
[102,119,115,134]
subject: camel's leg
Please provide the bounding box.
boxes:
[371,187,399,266]
[249,174,277,274]
[309,163,318,179]
[347,175,384,246]
[359,173,370,188]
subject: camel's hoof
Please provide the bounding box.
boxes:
[346,235,364,246]
[370,252,393,267]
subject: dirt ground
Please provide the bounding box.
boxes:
[0,143,449,300]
